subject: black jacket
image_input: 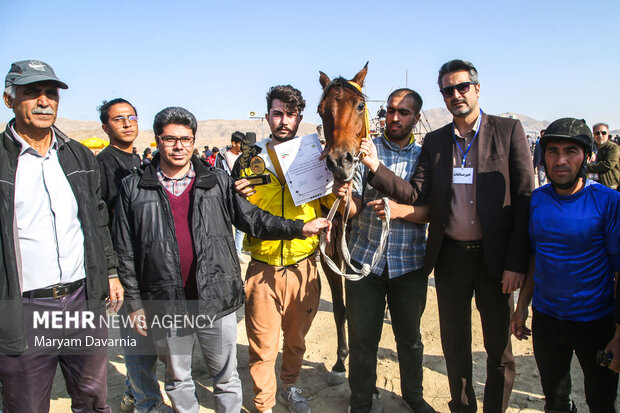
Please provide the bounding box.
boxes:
[112,155,305,320]
[0,121,116,354]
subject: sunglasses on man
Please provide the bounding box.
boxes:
[440,82,477,98]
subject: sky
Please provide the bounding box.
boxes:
[1,0,618,132]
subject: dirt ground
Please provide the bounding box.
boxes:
[47,262,615,413]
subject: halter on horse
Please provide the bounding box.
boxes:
[318,63,370,182]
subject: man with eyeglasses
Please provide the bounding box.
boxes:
[587,122,620,189]
[359,59,534,412]
[97,99,172,413]
[112,106,330,413]
[0,60,117,412]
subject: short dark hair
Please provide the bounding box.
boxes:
[437,59,479,88]
[387,88,423,114]
[212,147,219,153]
[266,85,305,113]
[143,147,151,155]
[231,131,244,143]
[153,106,197,137]
[98,98,137,124]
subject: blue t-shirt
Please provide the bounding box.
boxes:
[529,180,620,321]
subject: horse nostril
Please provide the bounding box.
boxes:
[325,156,337,170]
[343,152,354,164]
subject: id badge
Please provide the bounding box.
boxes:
[453,167,473,184]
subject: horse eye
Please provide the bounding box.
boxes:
[357,103,365,111]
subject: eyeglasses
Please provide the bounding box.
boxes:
[440,82,476,98]
[110,115,138,124]
[594,131,608,136]
[157,135,195,147]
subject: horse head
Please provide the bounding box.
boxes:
[318,62,369,182]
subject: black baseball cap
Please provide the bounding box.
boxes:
[5,60,68,89]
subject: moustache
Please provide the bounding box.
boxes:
[32,107,55,115]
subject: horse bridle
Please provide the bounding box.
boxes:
[319,80,391,281]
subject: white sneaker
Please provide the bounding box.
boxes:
[278,386,311,413]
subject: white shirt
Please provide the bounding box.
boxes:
[11,124,86,292]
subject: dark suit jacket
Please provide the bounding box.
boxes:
[368,112,535,279]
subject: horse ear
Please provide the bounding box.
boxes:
[351,62,369,88]
[319,71,331,89]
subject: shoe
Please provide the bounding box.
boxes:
[120,394,135,412]
[278,386,311,413]
[149,400,175,413]
[405,399,437,413]
[347,400,384,413]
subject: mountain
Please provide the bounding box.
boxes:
[3,110,587,154]
[0,118,321,154]
[417,108,551,136]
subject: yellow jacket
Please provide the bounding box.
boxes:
[241,138,335,266]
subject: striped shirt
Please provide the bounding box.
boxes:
[157,163,196,196]
[349,134,427,278]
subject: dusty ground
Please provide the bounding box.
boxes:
[47,262,614,413]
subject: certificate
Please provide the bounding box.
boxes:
[274,133,334,206]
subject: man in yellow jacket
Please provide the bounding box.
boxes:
[235,85,334,413]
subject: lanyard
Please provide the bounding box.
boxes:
[452,109,482,168]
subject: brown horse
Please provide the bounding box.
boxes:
[319,63,369,182]
[317,63,369,386]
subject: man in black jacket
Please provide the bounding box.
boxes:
[0,60,119,412]
[113,106,329,413]
[97,98,171,413]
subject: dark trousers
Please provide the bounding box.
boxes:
[532,309,618,413]
[346,266,428,413]
[434,238,515,413]
[0,285,109,413]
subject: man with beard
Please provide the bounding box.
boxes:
[332,89,433,413]
[0,60,118,412]
[235,85,335,413]
[97,98,172,413]
[358,59,534,412]
[512,118,620,412]
[587,122,620,189]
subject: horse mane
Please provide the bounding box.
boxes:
[320,77,366,102]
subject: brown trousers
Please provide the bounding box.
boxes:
[245,255,320,412]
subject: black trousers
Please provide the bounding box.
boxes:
[346,266,428,413]
[532,309,618,413]
[434,238,515,413]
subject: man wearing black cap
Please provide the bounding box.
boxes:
[512,118,620,412]
[0,60,119,412]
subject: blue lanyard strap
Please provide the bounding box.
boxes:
[452,109,482,168]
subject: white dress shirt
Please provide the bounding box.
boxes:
[11,124,86,292]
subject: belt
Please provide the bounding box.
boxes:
[445,237,483,251]
[23,279,84,299]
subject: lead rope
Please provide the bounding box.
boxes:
[319,192,390,281]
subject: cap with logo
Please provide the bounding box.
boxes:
[5,60,68,89]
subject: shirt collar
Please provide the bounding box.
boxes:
[10,123,58,157]
[453,112,482,140]
[380,132,417,152]
[157,161,196,182]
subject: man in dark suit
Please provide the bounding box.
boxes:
[358,59,535,412]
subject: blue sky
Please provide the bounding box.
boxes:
[1,0,617,131]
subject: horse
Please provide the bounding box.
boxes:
[316,63,369,386]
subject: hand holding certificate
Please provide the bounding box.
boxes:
[274,134,334,206]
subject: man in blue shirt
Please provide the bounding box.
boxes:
[333,89,432,413]
[511,118,620,412]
